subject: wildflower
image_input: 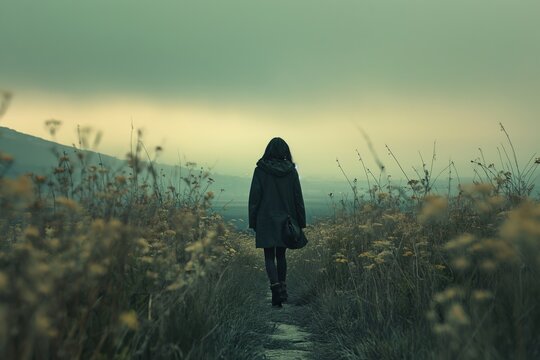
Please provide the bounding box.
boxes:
[56,197,82,212]
[24,226,40,239]
[136,238,150,253]
[358,251,374,258]
[3,176,33,197]
[166,279,185,291]
[204,191,214,201]
[488,195,505,207]
[36,282,52,295]
[451,257,469,270]
[433,323,453,335]
[377,250,393,258]
[480,260,497,272]
[373,240,392,249]
[461,183,493,196]
[481,238,517,262]
[35,312,55,336]
[140,256,153,264]
[447,303,470,326]
[500,202,540,240]
[445,234,475,251]
[185,241,203,253]
[419,195,448,223]
[163,230,176,237]
[434,287,464,303]
[0,152,14,163]
[185,260,195,271]
[34,175,47,183]
[119,310,139,330]
[0,272,8,291]
[115,175,127,185]
[475,201,491,214]
[472,290,493,301]
[426,309,436,321]
[89,263,107,276]
[358,224,371,232]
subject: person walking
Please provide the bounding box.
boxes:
[248,137,306,307]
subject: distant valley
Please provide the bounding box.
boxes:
[0,126,352,227]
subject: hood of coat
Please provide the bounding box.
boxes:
[256,158,295,177]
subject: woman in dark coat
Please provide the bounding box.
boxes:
[248,137,306,307]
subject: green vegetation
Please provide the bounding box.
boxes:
[291,128,540,359]
[1,119,539,359]
[0,126,269,359]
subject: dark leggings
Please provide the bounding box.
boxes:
[264,247,287,285]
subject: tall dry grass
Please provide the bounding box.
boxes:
[0,124,268,359]
[291,129,539,359]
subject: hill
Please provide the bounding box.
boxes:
[0,126,346,225]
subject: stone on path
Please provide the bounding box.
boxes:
[262,293,313,360]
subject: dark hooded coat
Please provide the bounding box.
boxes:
[248,158,306,248]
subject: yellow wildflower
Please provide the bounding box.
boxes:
[358,251,373,258]
[472,290,493,301]
[56,197,82,212]
[447,303,470,326]
[0,272,8,291]
[163,230,176,237]
[451,257,469,270]
[119,310,139,330]
[35,312,55,335]
[89,263,107,276]
[24,226,40,239]
[480,260,497,272]
[419,195,448,223]
[445,234,475,251]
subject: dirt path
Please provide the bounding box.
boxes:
[260,291,314,360]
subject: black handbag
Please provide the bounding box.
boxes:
[282,214,308,249]
[272,176,308,249]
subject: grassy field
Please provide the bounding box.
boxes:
[0,132,273,359]
[1,124,539,359]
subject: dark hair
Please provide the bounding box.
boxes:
[261,137,294,163]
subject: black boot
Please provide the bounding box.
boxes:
[279,281,288,303]
[270,283,282,307]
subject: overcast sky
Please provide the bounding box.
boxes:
[1,1,539,179]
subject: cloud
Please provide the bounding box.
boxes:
[1,1,539,104]
[3,90,537,180]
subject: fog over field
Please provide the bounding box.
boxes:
[1,0,539,182]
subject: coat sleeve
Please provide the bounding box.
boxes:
[293,170,306,228]
[248,168,262,230]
